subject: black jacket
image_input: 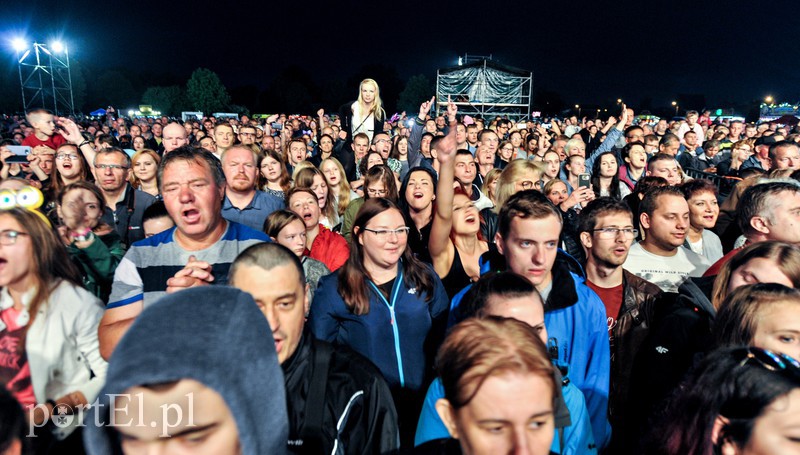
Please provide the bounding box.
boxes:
[338,101,386,181]
[606,270,663,455]
[99,183,157,247]
[624,276,716,454]
[283,331,400,454]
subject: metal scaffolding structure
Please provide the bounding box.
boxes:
[15,42,75,115]
[436,56,532,122]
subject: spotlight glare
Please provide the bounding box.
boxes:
[11,38,27,52]
[51,41,64,53]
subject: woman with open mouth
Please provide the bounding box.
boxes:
[0,205,107,450]
[429,133,489,299]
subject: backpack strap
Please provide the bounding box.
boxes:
[298,340,334,451]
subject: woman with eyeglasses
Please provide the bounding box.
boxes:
[494,140,515,170]
[645,346,800,455]
[716,139,755,178]
[129,149,160,198]
[309,197,449,447]
[50,143,93,203]
[341,165,398,242]
[429,139,489,299]
[0,207,107,451]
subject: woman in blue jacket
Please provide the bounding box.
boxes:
[309,197,449,446]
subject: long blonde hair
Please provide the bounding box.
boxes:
[320,157,352,216]
[357,79,385,121]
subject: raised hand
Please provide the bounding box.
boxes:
[55,117,84,144]
[419,96,435,119]
[446,96,457,123]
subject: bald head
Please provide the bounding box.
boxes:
[163,122,189,153]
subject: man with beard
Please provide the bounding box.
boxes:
[578,198,662,452]
[221,145,284,231]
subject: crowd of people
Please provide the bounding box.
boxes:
[0,77,800,454]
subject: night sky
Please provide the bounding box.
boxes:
[4,0,800,112]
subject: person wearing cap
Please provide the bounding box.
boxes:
[83,286,290,455]
[741,135,777,171]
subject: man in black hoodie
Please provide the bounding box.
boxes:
[229,243,400,454]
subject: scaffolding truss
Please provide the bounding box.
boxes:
[436,57,532,122]
[16,42,75,116]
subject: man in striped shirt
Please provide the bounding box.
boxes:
[98,146,269,360]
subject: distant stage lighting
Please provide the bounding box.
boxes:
[11,38,27,52]
[51,41,64,53]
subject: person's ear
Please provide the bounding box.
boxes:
[435,399,459,439]
[494,232,505,255]
[750,216,770,235]
[640,212,651,230]
[579,231,593,249]
[354,226,363,246]
[712,416,738,455]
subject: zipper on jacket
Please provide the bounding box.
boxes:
[369,268,405,388]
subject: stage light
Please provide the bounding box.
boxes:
[51,41,64,53]
[11,38,27,52]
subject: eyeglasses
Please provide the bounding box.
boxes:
[367,188,388,197]
[95,164,129,171]
[518,180,538,190]
[373,139,390,145]
[239,132,255,137]
[0,230,28,246]
[592,227,639,239]
[56,153,80,161]
[363,227,410,240]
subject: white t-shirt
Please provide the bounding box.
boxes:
[623,242,711,293]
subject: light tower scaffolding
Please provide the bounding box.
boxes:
[15,41,75,116]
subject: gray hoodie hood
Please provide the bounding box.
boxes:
[83,286,289,454]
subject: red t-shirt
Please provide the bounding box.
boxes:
[21,133,66,150]
[0,308,35,408]
[587,281,624,346]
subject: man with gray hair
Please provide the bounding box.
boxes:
[704,179,800,276]
[95,147,157,246]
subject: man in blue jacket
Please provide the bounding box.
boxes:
[449,190,612,449]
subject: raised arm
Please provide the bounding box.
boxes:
[408,96,434,168]
[57,117,96,169]
[428,99,459,277]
